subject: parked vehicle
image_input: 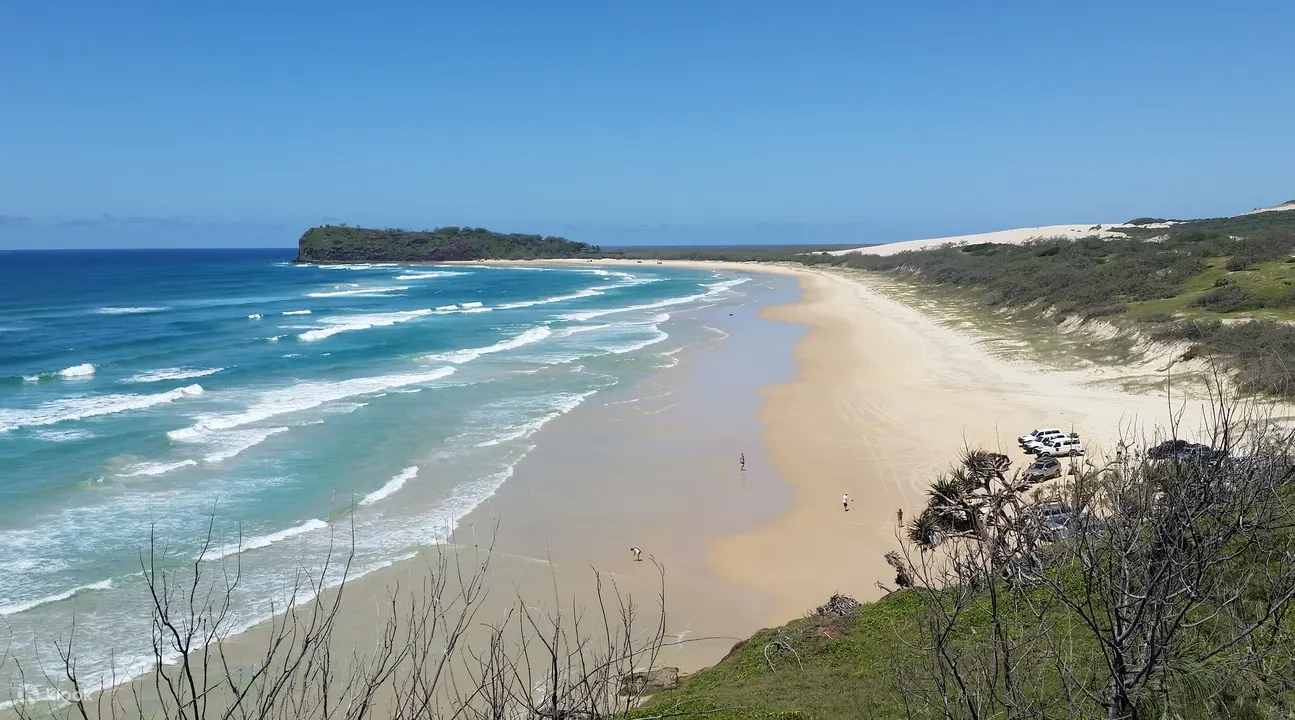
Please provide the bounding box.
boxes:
[1024,432,1079,453]
[1145,439,1226,462]
[1036,437,1084,457]
[1019,428,1063,446]
[1024,457,1063,481]
[1146,439,1193,460]
[1033,502,1074,539]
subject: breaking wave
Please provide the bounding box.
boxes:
[422,326,552,364]
[0,384,205,433]
[359,466,419,506]
[298,309,432,342]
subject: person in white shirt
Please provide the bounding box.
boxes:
[842,494,850,512]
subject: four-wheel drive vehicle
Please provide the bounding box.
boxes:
[1146,439,1192,460]
[1173,444,1227,462]
[1033,502,1075,539]
[1036,437,1084,457]
[1146,440,1225,461]
[1024,432,1079,452]
[1024,457,1063,481]
[1019,428,1063,446]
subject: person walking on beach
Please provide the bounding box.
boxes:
[739,453,745,471]
[897,508,903,526]
[630,547,642,562]
[843,493,850,512]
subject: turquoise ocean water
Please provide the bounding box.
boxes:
[0,249,754,694]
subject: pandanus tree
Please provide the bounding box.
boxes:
[908,449,1016,552]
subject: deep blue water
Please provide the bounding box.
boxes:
[0,249,754,692]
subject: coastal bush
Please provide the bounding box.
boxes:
[1264,288,1295,308]
[1190,284,1259,312]
[886,406,1295,718]
[1155,318,1295,396]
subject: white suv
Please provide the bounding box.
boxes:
[1019,428,1063,446]
[1024,432,1079,453]
[1036,437,1084,457]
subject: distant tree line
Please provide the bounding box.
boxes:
[295,225,605,262]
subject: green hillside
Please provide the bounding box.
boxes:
[811,209,1295,397]
[295,225,602,262]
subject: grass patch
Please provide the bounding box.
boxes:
[632,593,921,719]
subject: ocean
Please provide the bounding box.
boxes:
[0,249,759,694]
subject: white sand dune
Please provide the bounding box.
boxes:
[1242,200,1295,216]
[827,223,1132,256]
[833,199,1292,257]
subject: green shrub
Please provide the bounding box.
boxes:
[1264,289,1295,308]
[1190,285,1260,312]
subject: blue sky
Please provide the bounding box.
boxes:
[2,1,1293,248]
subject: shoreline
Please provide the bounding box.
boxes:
[7,257,1258,714]
[188,265,806,685]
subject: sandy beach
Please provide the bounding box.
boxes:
[432,258,1240,627]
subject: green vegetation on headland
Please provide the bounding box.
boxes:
[815,210,1295,397]
[295,225,603,262]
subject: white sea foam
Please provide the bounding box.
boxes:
[394,271,464,280]
[496,287,607,310]
[475,390,598,447]
[91,307,168,315]
[0,384,205,433]
[126,367,223,383]
[298,309,432,342]
[166,368,454,441]
[551,323,612,337]
[21,364,98,382]
[202,519,328,561]
[323,402,367,414]
[199,427,290,463]
[423,326,552,364]
[118,459,199,477]
[305,286,409,298]
[436,304,459,311]
[60,363,96,378]
[0,579,114,616]
[432,305,491,315]
[393,388,422,394]
[318,264,374,270]
[461,301,484,309]
[248,313,263,319]
[559,277,747,322]
[282,309,312,315]
[559,293,706,321]
[32,428,95,442]
[605,327,669,354]
[359,466,418,506]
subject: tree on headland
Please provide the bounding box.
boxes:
[891,389,1295,719]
